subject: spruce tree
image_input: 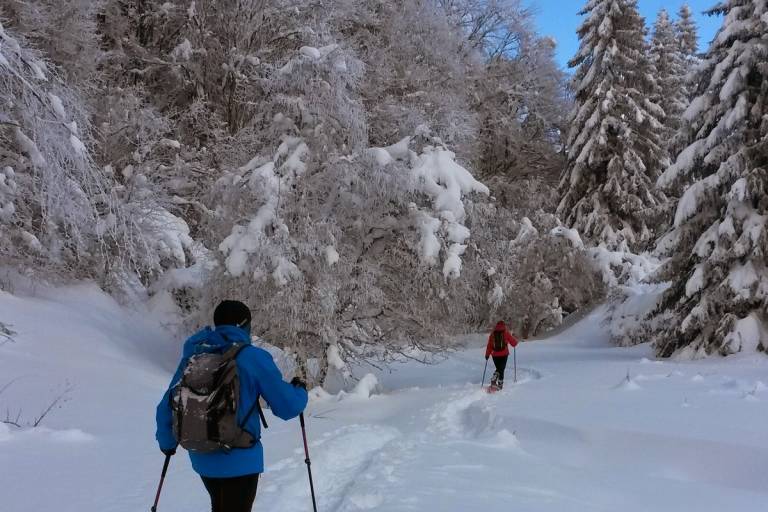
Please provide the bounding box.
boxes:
[676,4,699,60]
[650,0,768,357]
[675,4,701,114]
[558,0,666,252]
[650,10,688,145]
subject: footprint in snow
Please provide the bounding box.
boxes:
[258,424,400,512]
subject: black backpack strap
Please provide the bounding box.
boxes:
[232,344,269,430]
[241,396,269,430]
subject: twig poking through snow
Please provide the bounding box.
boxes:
[1,379,74,428]
[0,322,16,345]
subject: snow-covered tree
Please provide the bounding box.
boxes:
[195,24,490,384]
[211,132,489,385]
[676,4,700,60]
[474,33,567,181]
[333,0,479,156]
[0,21,112,275]
[0,0,591,372]
[558,0,667,252]
[1,0,102,84]
[463,206,606,337]
[650,9,688,144]
[649,0,768,357]
[0,16,200,300]
[675,4,701,121]
[437,0,530,59]
[434,0,568,181]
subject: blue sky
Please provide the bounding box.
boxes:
[530,0,723,69]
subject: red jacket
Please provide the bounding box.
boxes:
[486,322,518,358]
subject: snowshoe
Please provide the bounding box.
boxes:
[487,372,502,393]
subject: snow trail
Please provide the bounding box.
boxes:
[2,288,768,511]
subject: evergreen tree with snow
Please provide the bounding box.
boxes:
[674,4,701,121]
[650,0,768,357]
[676,4,700,60]
[650,10,689,149]
[558,0,666,252]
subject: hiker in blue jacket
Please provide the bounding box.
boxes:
[156,300,308,512]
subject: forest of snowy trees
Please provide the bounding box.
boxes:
[0,0,765,381]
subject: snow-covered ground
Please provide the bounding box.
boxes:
[1,285,767,511]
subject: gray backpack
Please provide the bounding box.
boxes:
[171,343,266,453]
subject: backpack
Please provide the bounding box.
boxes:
[171,343,265,453]
[492,330,505,352]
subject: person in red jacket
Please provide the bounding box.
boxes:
[485,320,519,389]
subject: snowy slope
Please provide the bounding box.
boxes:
[1,287,767,512]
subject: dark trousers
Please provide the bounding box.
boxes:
[492,355,508,383]
[201,473,260,512]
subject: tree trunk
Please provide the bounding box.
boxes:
[313,343,330,389]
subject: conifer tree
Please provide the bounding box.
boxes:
[650,10,688,143]
[558,0,666,252]
[676,4,699,60]
[675,3,701,114]
[650,0,768,357]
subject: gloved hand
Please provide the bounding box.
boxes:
[290,377,307,390]
[161,447,176,457]
[485,354,489,360]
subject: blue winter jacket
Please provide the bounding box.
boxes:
[156,325,308,477]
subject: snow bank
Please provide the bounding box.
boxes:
[0,426,96,443]
[318,373,381,402]
[0,423,11,442]
[492,428,523,450]
[347,373,380,399]
[606,282,669,346]
[308,386,333,401]
[429,390,504,439]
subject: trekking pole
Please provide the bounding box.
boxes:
[481,358,489,388]
[299,413,319,512]
[513,345,517,383]
[150,454,172,512]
